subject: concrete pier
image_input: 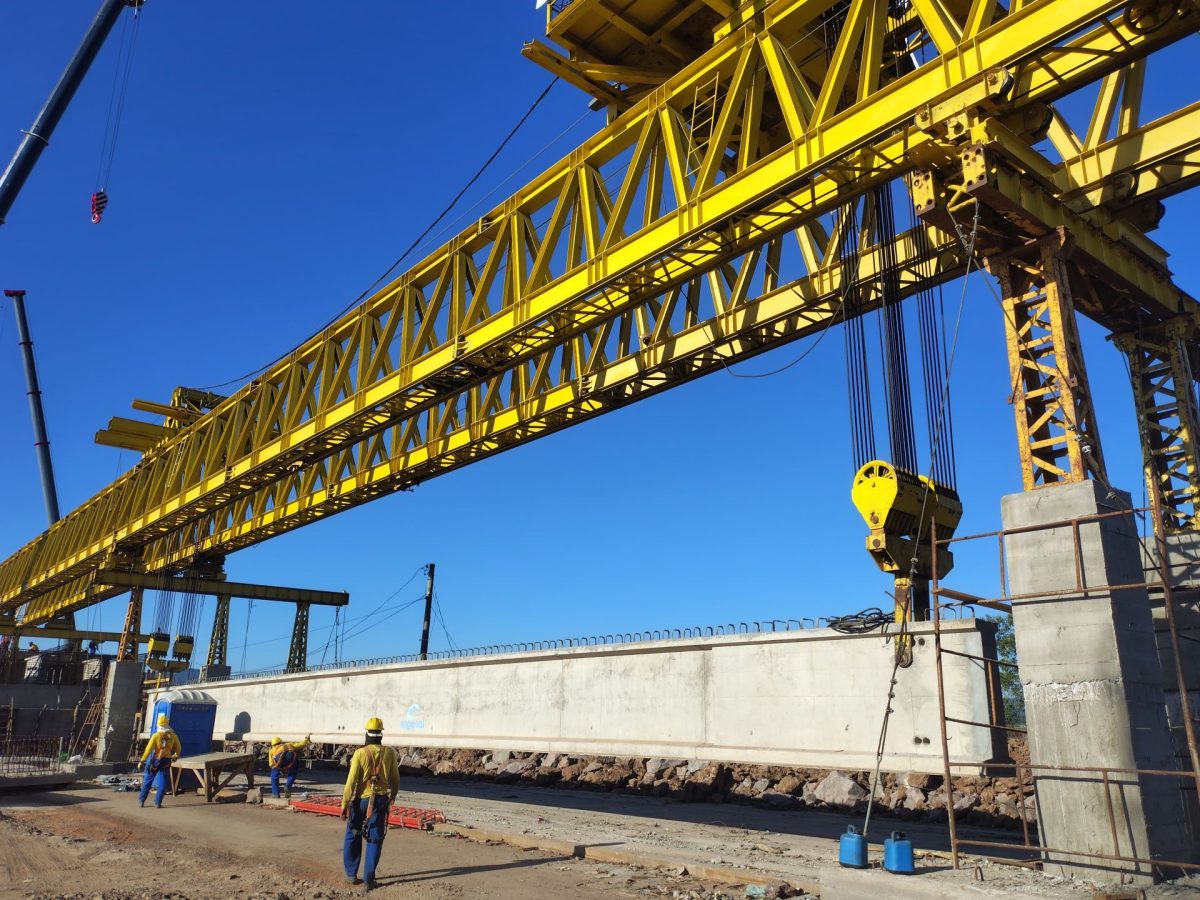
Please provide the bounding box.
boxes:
[96,660,141,763]
[1002,480,1192,881]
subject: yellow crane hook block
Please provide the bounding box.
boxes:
[851,460,962,587]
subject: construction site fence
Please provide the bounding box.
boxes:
[198,610,974,684]
[0,736,63,777]
[930,502,1200,878]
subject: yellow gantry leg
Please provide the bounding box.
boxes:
[1116,322,1200,533]
[991,234,1108,491]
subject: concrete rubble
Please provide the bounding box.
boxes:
[230,740,1037,830]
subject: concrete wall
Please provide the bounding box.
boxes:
[0,684,88,740]
[151,619,1002,774]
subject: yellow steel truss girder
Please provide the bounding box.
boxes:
[31,222,967,618]
[1058,100,1200,209]
[3,0,1196,623]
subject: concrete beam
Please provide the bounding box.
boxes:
[150,620,1004,774]
[95,571,348,606]
[0,625,149,643]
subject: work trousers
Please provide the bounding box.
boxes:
[343,795,390,882]
[270,765,297,797]
[138,758,172,807]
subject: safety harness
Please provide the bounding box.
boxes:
[361,745,389,840]
[147,730,175,773]
[273,747,297,772]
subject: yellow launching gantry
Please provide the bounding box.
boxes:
[0,0,1199,649]
[852,460,961,664]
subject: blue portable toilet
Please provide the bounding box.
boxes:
[151,689,217,758]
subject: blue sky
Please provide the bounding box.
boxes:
[0,4,1197,672]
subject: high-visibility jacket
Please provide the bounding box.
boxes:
[269,739,307,770]
[140,727,181,764]
[341,743,399,808]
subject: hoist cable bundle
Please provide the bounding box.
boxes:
[873,184,920,475]
[909,189,958,489]
[151,584,175,635]
[840,200,876,471]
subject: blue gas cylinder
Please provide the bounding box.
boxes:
[883,831,915,874]
[838,825,867,869]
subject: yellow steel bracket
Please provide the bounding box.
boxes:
[914,68,1013,143]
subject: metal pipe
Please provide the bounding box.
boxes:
[5,291,59,524]
[0,0,134,225]
[1148,478,1200,805]
[930,518,961,869]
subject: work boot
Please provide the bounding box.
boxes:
[344,875,362,886]
[363,879,376,891]
[138,801,144,808]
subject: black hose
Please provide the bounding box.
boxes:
[827,607,891,634]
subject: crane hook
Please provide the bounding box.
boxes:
[90,190,108,224]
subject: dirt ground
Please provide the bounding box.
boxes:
[0,785,779,900]
[2,777,1198,899]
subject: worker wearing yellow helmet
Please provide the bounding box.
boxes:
[340,716,399,888]
[138,713,181,808]
[268,734,311,798]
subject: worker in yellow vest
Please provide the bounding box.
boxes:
[138,714,181,808]
[340,716,399,888]
[268,734,311,798]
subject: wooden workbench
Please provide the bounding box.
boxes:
[169,751,256,802]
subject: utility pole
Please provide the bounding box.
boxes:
[5,291,60,524]
[0,0,139,225]
[419,563,435,660]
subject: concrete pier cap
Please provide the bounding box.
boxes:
[1001,479,1194,883]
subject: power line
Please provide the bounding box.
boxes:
[195,77,560,392]
[227,565,425,657]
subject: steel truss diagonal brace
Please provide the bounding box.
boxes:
[991,234,1109,491]
[1115,322,1200,532]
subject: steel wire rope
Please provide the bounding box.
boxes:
[432,590,460,652]
[94,4,143,195]
[394,106,595,267]
[194,78,560,392]
[318,607,341,666]
[860,203,977,838]
[239,600,254,672]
